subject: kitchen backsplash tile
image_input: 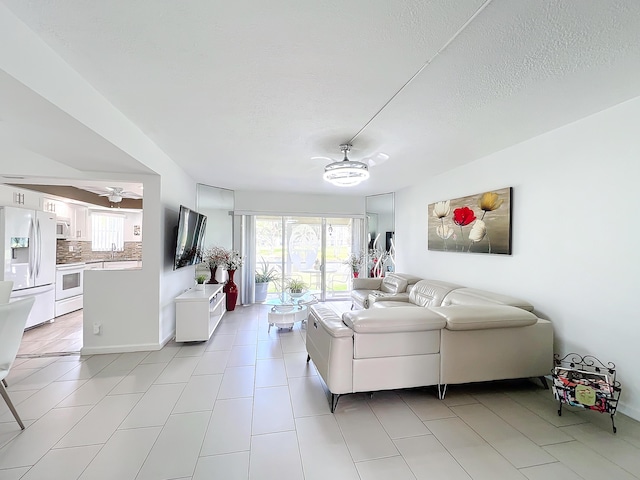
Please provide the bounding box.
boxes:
[56,240,142,264]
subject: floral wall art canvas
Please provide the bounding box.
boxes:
[428,187,512,255]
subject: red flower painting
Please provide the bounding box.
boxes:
[452,207,476,226]
[428,187,512,255]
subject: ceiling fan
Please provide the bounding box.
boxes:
[314,144,390,187]
[312,145,390,168]
[98,186,142,203]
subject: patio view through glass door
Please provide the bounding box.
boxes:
[255,216,362,301]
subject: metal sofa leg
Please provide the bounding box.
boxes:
[539,376,549,389]
[0,380,25,430]
[330,393,342,413]
[2,379,7,387]
[438,383,448,400]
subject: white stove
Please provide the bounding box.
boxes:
[55,263,85,316]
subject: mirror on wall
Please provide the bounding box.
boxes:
[196,184,234,252]
[365,193,394,277]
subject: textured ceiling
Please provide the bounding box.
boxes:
[2,0,640,195]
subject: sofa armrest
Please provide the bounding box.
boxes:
[429,305,538,331]
[352,278,382,290]
[309,305,353,338]
[342,307,445,333]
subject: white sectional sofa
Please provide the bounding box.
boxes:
[306,279,553,412]
[350,273,422,309]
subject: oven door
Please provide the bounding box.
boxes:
[55,266,84,300]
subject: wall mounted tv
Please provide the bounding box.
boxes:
[173,205,207,270]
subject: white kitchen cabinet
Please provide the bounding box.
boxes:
[175,284,226,342]
[68,204,90,240]
[84,262,103,270]
[85,260,141,270]
[102,260,140,270]
[0,184,41,210]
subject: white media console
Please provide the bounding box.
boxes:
[175,284,226,342]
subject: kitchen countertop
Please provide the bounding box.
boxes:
[57,259,141,266]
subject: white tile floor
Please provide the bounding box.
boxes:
[1,303,639,479]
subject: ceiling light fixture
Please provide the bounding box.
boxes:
[323,144,370,187]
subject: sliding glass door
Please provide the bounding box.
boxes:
[255,215,362,301]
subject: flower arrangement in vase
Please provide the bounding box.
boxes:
[345,251,364,278]
[222,250,244,311]
[204,246,228,284]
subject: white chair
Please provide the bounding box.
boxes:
[0,281,13,389]
[0,296,35,430]
[0,280,13,304]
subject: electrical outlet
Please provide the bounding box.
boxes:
[68,245,74,252]
[93,323,101,334]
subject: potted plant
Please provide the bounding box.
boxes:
[286,278,308,298]
[255,257,279,303]
[345,251,364,278]
[195,274,207,290]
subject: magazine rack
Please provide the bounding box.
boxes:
[551,353,622,433]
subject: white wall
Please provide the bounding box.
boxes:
[235,190,364,216]
[124,211,143,242]
[2,6,198,353]
[396,96,640,420]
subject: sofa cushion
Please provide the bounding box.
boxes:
[342,307,446,333]
[371,298,414,308]
[379,275,409,294]
[429,305,538,330]
[409,280,462,307]
[352,278,382,291]
[442,287,534,311]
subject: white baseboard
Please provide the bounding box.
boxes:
[619,403,640,423]
[160,329,175,347]
[81,342,163,355]
[81,330,176,356]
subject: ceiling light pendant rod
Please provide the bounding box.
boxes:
[347,0,494,145]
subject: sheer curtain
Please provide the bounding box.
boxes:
[239,214,256,305]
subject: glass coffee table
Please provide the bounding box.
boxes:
[265,292,317,332]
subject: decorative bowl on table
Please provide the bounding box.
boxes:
[290,290,305,299]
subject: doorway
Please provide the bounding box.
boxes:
[255,215,363,301]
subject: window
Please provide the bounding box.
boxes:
[91,213,124,251]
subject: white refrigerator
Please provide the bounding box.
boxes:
[1,206,56,329]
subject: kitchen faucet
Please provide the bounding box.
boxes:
[111,243,116,259]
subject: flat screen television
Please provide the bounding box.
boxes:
[173,205,207,269]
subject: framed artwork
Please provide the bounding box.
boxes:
[428,187,512,255]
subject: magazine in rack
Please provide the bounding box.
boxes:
[551,353,622,433]
[552,367,613,413]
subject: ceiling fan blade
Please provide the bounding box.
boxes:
[311,156,334,162]
[361,152,390,167]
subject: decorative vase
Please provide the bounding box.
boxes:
[224,269,238,311]
[207,266,218,284]
[195,283,205,291]
[215,267,227,284]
